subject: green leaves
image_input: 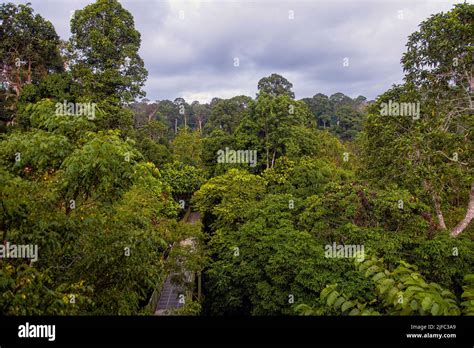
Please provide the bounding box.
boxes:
[257,74,295,99]
[204,96,251,135]
[0,129,73,177]
[363,3,473,237]
[161,160,205,200]
[59,130,139,204]
[234,93,314,170]
[294,303,318,316]
[461,274,474,315]
[69,0,147,103]
[378,278,395,295]
[0,264,92,315]
[326,289,339,306]
[191,169,266,229]
[171,130,203,167]
[298,255,464,316]
[355,256,461,315]
[0,2,63,103]
[319,284,378,316]
[421,296,433,312]
[0,100,182,315]
[341,300,355,312]
[1,0,472,318]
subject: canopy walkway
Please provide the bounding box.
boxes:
[154,276,184,314]
[150,211,201,315]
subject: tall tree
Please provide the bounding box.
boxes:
[173,97,188,131]
[155,99,179,133]
[0,2,63,122]
[237,93,313,169]
[191,101,211,132]
[401,2,473,237]
[205,95,251,134]
[171,129,203,167]
[363,3,473,237]
[69,0,147,104]
[257,73,295,98]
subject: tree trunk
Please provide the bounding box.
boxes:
[423,180,446,230]
[27,60,32,84]
[148,106,159,122]
[451,182,474,237]
[266,147,269,169]
[271,149,276,168]
[432,192,447,230]
[14,65,21,97]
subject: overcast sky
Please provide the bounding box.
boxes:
[11,0,462,103]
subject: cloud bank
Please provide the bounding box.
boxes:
[10,0,460,102]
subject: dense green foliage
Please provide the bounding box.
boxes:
[0,1,472,316]
[0,0,193,315]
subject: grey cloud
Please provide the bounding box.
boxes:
[10,0,461,102]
